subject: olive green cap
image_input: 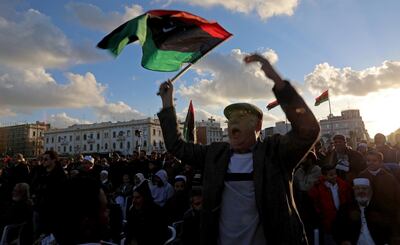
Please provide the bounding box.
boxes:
[223,103,263,120]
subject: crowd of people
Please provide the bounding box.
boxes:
[0,150,203,245]
[1,52,400,245]
[294,133,400,244]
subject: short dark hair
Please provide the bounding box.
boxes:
[333,134,346,142]
[321,164,336,175]
[44,150,58,161]
[366,150,384,162]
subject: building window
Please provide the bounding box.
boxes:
[104,143,108,150]
[127,142,130,149]
[143,140,147,147]
[153,129,156,136]
[57,146,60,152]
[84,134,87,140]
[58,137,61,143]
[83,144,87,151]
[158,130,161,136]
[33,131,36,137]
[113,143,116,149]
[46,137,49,143]
[97,133,100,139]
[97,144,100,152]
[90,133,93,139]
[39,132,42,137]
[104,132,108,138]
[69,135,72,141]
[90,144,93,151]
[153,140,157,147]
[76,135,80,141]
[127,130,131,137]
[118,131,124,136]
[69,145,72,152]
[113,132,116,138]
[51,137,54,143]
[120,142,123,149]
[63,146,66,152]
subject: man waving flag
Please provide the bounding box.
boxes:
[97,10,232,72]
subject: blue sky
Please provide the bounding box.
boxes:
[1,0,400,136]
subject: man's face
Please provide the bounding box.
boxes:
[324,169,337,184]
[122,174,130,184]
[191,195,203,211]
[42,154,54,168]
[133,191,144,209]
[174,181,185,192]
[12,185,23,202]
[374,134,386,146]
[152,175,163,187]
[353,185,372,206]
[366,154,383,171]
[333,138,346,153]
[227,112,259,152]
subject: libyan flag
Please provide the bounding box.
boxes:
[97,10,232,72]
[183,100,195,142]
[315,90,329,106]
[266,100,279,110]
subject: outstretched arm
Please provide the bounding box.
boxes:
[157,80,207,169]
[244,54,285,90]
[244,53,320,171]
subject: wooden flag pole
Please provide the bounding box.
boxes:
[157,35,232,95]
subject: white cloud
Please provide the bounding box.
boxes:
[0,9,103,69]
[158,0,298,20]
[48,112,91,129]
[66,3,144,32]
[0,67,106,109]
[0,106,16,117]
[305,60,400,96]
[177,49,278,106]
[94,102,146,122]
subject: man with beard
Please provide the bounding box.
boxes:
[334,178,394,244]
[157,53,320,245]
[358,150,400,243]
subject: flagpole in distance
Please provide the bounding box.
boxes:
[328,89,332,117]
[157,35,232,96]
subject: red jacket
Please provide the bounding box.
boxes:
[308,176,352,233]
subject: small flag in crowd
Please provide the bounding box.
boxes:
[183,100,195,142]
[97,10,232,72]
[266,100,279,110]
[315,90,329,106]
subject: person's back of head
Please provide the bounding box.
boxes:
[53,177,109,245]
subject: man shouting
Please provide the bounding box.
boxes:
[157,53,320,245]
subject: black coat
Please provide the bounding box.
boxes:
[158,81,320,245]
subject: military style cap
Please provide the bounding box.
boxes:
[224,103,263,120]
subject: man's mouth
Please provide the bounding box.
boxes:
[231,128,240,135]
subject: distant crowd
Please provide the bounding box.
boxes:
[0,132,400,244]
